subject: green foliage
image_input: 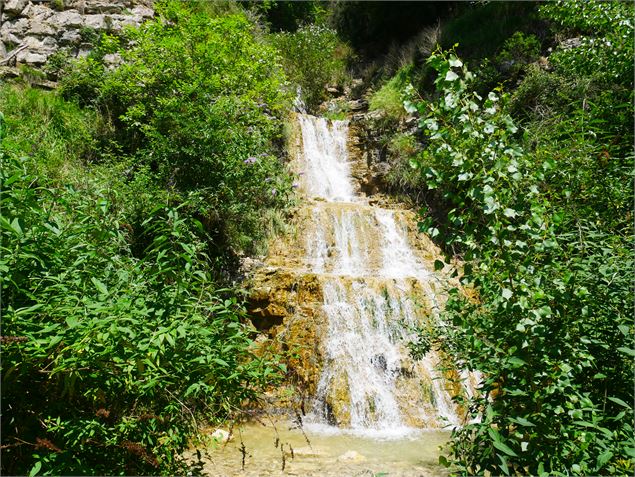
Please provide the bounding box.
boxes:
[272,24,350,109]
[60,1,295,257]
[0,85,104,179]
[0,102,283,476]
[406,43,633,476]
[1,2,298,474]
[497,32,541,69]
[369,68,412,120]
[440,2,539,59]
[540,1,634,85]
[244,0,327,32]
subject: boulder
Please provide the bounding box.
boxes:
[83,14,108,30]
[348,99,368,112]
[50,10,84,29]
[3,0,28,16]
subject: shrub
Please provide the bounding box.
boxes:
[60,2,295,258]
[406,47,634,476]
[1,130,283,477]
[272,24,350,109]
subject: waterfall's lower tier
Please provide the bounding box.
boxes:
[248,207,476,433]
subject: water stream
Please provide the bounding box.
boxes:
[192,114,473,476]
[297,115,462,434]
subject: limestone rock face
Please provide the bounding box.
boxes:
[0,0,154,69]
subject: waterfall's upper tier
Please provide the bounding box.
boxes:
[297,115,357,202]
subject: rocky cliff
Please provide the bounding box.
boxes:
[0,0,153,70]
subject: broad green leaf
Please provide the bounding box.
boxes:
[617,347,635,357]
[91,277,108,296]
[512,416,536,427]
[607,396,630,408]
[597,450,613,467]
[493,440,518,457]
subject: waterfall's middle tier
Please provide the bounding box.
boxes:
[266,202,443,281]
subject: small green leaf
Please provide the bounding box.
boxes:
[445,71,459,82]
[502,288,513,300]
[434,260,445,271]
[29,461,42,477]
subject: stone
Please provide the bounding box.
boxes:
[131,5,154,18]
[210,429,232,443]
[3,0,28,16]
[561,37,582,49]
[102,52,123,69]
[348,99,368,112]
[109,14,143,31]
[50,10,84,29]
[59,29,81,45]
[83,0,131,14]
[337,450,366,462]
[0,66,21,79]
[286,446,325,458]
[30,21,57,37]
[23,4,55,23]
[83,14,108,30]
[1,18,30,44]
[16,51,48,65]
[0,42,5,59]
[25,35,58,53]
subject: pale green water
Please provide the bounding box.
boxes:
[185,420,450,477]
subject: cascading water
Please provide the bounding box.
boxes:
[296,114,466,437]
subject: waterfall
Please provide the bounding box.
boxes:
[295,114,465,437]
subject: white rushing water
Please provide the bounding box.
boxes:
[297,114,463,437]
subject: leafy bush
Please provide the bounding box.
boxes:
[540,1,634,85]
[272,24,350,109]
[1,127,283,476]
[60,2,294,257]
[406,47,634,476]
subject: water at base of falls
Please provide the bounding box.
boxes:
[295,114,467,437]
[185,419,450,477]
